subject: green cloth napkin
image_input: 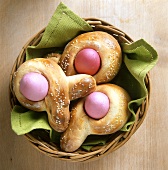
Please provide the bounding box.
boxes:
[81,135,111,151]
[11,2,158,151]
[113,39,158,130]
[26,2,93,60]
[11,105,51,135]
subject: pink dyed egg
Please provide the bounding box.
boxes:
[74,48,101,75]
[20,72,49,101]
[84,92,110,119]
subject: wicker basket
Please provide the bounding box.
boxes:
[9,18,150,162]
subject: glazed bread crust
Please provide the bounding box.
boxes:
[59,31,122,84]
[60,84,131,152]
[13,57,96,132]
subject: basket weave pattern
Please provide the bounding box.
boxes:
[9,18,150,162]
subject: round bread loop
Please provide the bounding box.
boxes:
[13,57,96,132]
[13,57,70,132]
[60,84,131,152]
[59,31,122,84]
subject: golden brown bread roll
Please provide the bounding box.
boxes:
[45,53,62,63]
[59,31,122,84]
[60,84,131,152]
[13,57,96,132]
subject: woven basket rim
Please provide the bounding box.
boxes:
[9,18,151,162]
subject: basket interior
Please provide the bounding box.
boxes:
[9,18,150,162]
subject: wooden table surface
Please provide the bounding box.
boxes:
[0,0,167,169]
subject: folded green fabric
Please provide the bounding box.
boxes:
[113,39,158,131]
[81,135,110,151]
[26,2,93,60]
[11,105,51,135]
[11,2,158,151]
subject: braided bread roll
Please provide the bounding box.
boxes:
[59,31,122,84]
[13,57,96,132]
[60,84,131,152]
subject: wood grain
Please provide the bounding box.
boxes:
[0,0,167,169]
